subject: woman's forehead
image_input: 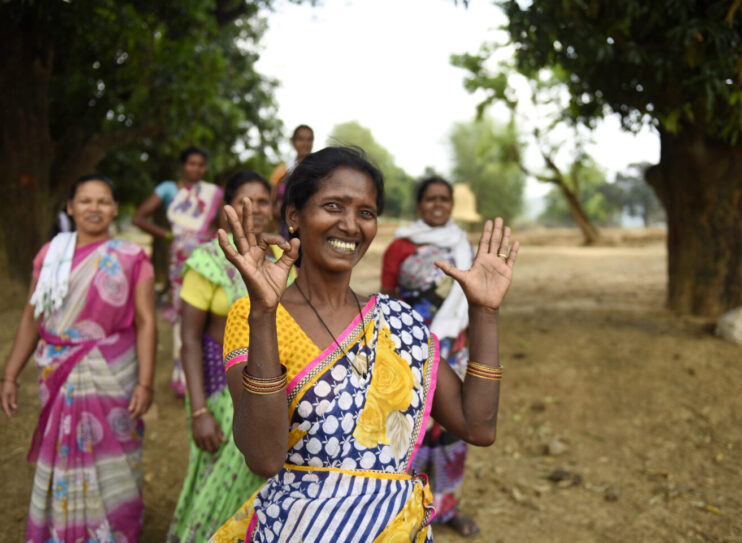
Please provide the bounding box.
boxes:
[74,180,114,199]
[315,168,376,197]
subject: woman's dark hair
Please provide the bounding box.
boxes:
[281,146,385,223]
[179,145,209,164]
[291,124,314,140]
[69,174,118,202]
[223,170,271,205]
[415,176,453,204]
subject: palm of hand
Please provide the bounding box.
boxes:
[218,200,299,311]
[435,218,519,311]
[230,245,291,308]
[456,252,514,310]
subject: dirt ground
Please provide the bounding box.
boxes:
[1,226,741,542]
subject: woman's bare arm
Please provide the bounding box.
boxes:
[129,276,156,418]
[428,218,518,446]
[1,279,39,418]
[219,200,299,477]
[132,193,170,239]
[182,301,225,452]
[226,310,288,477]
[430,307,501,445]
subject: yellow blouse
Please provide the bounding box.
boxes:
[222,295,321,377]
[180,268,231,317]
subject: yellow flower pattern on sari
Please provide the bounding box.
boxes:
[353,323,414,456]
[375,479,433,542]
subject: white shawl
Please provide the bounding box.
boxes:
[30,232,77,318]
[394,219,472,339]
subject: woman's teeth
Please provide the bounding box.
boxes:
[328,239,357,253]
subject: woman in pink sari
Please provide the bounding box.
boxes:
[133,146,223,395]
[1,175,156,543]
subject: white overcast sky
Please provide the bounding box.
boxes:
[255,0,660,198]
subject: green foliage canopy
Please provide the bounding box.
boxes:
[465,1,742,142]
[328,121,415,218]
[538,156,619,227]
[448,118,525,224]
[3,0,285,207]
[0,0,296,283]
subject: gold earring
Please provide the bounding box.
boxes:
[289,226,295,234]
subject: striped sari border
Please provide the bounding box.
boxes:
[224,347,249,372]
[404,333,440,471]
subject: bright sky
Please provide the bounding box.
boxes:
[256,0,660,198]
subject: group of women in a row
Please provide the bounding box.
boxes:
[2,133,519,542]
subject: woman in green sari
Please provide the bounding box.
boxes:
[167,171,293,542]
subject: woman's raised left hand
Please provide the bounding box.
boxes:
[435,218,519,311]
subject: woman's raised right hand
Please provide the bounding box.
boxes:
[218,198,300,312]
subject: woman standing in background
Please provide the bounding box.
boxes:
[269,124,314,238]
[168,170,295,541]
[381,176,480,537]
[2,174,156,543]
[133,146,223,396]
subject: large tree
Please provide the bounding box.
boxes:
[329,121,415,218]
[604,162,665,227]
[448,117,525,224]
[0,0,284,286]
[450,60,604,243]
[456,1,742,316]
[538,154,621,229]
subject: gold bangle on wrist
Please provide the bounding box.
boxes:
[242,365,287,395]
[466,360,503,382]
[1,377,19,387]
[191,406,209,419]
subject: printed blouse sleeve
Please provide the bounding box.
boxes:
[223,295,252,372]
[135,258,154,285]
[381,238,417,290]
[128,246,154,286]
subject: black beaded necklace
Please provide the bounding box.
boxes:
[294,282,369,380]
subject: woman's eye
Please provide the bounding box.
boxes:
[324,202,340,210]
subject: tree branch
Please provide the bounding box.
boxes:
[215,0,250,26]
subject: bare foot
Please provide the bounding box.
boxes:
[447,513,480,538]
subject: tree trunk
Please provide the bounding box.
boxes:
[0,30,130,291]
[646,131,742,317]
[0,32,56,290]
[557,182,601,245]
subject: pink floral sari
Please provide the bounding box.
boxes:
[26,238,152,543]
[165,181,223,395]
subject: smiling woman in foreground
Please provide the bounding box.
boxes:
[210,147,519,542]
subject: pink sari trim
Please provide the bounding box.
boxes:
[407,333,440,468]
[287,295,377,395]
[224,354,248,372]
[245,513,258,541]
